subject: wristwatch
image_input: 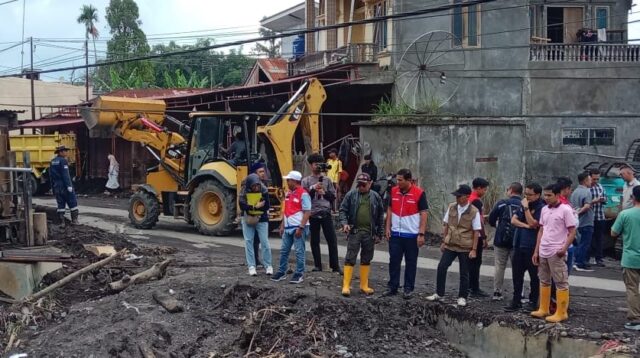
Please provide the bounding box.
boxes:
[524,207,530,211]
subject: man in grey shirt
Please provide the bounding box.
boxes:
[302,153,342,273]
[570,172,595,272]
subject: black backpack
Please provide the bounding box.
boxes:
[496,201,520,248]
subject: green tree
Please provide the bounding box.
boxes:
[94,0,154,91]
[252,26,281,58]
[77,4,99,62]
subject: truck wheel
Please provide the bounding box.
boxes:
[129,191,160,229]
[28,174,39,197]
[190,180,236,236]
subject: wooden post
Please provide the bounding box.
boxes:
[32,212,47,246]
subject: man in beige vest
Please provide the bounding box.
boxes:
[427,184,482,307]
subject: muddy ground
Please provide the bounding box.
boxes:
[1,224,464,358]
[2,214,640,357]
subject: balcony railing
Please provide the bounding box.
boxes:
[530,43,640,62]
[288,43,379,76]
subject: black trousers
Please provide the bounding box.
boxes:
[253,232,261,265]
[468,239,484,292]
[590,220,607,263]
[511,248,539,304]
[309,214,340,270]
[436,248,470,299]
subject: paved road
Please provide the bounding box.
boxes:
[36,196,628,293]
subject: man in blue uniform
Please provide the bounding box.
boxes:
[50,145,78,225]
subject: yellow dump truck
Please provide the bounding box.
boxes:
[9,132,77,195]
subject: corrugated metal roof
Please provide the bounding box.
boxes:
[258,58,289,82]
[104,88,211,99]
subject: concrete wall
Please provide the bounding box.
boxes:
[0,77,88,121]
[359,119,526,231]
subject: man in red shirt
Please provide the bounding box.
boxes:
[383,169,429,299]
[469,178,490,297]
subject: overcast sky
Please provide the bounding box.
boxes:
[0,0,638,82]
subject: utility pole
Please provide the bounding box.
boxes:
[30,36,35,121]
[85,38,89,101]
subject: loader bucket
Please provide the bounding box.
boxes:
[80,96,167,130]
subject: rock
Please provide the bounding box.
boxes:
[477,322,484,329]
[220,284,226,289]
[538,324,545,329]
[424,340,433,347]
[255,347,262,353]
[499,321,507,326]
[602,333,611,339]
[560,331,568,337]
[588,332,602,340]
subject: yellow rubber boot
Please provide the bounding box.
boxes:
[342,265,353,297]
[546,289,569,323]
[531,285,551,319]
[359,265,374,295]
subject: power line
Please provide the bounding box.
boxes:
[0,0,502,78]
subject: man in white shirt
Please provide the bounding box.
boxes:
[427,185,482,307]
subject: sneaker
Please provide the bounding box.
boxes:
[381,289,398,297]
[457,297,467,307]
[574,265,594,272]
[265,266,273,275]
[426,293,442,302]
[271,272,287,282]
[289,273,304,284]
[521,298,530,304]
[248,266,257,276]
[332,267,344,276]
[624,321,640,331]
[492,292,504,301]
[403,291,414,300]
[504,301,522,312]
[469,289,489,298]
[527,302,539,311]
[311,267,323,272]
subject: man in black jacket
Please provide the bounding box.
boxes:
[339,173,384,296]
[302,153,342,274]
[506,183,544,311]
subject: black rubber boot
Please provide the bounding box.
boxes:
[58,212,66,228]
[71,210,79,225]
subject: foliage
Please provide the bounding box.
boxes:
[252,26,281,58]
[77,4,99,62]
[163,69,209,89]
[94,0,154,91]
[372,97,414,116]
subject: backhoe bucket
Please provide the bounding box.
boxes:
[80,96,167,131]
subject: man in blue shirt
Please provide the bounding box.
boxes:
[506,183,545,311]
[49,146,78,225]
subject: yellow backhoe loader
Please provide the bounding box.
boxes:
[80,78,326,235]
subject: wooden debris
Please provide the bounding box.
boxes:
[108,259,172,292]
[83,244,116,257]
[23,249,125,302]
[138,340,156,358]
[152,290,183,313]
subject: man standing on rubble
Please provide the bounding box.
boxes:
[611,186,640,331]
[339,173,384,297]
[50,145,79,226]
[468,178,490,298]
[531,184,577,323]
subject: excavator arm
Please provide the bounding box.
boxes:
[257,78,327,178]
[81,96,187,178]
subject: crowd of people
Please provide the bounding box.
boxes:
[237,151,640,330]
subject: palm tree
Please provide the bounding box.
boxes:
[77,4,99,62]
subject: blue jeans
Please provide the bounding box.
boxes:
[575,226,594,267]
[567,246,574,274]
[278,227,308,275]
[242,219,272,268]
[388,236,419,293]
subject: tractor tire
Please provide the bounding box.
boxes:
[190,180,237,236]
[129,191,160,229]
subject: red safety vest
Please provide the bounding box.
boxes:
[284,186,309,228]
[390,185,425,238]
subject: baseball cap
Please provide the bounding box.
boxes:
[282,170,302,181]
[356,173,371,183]
[451,184,472,197]
[55,145,70,153]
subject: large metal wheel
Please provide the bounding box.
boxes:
[190,180,237,236]
[128,190,160,229]
[395,30,465,112]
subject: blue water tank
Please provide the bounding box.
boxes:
[292,35,305,59]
